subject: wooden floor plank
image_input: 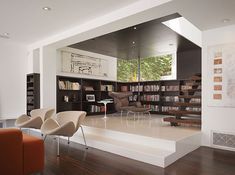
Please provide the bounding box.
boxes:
[42,138,235,175]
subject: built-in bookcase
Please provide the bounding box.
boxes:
[118,78,201,120]
[26,73,40,115]
[57,75,201,120]
[57,76,117,115]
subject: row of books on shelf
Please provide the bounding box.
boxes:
[162,106,179,112]
[27,97,34,104]
[89,105,105,113]
[27,105,35,110]
[143,105,160,111]
[128,95,201,103]
[161,85,179,91]
[141,105,201,113]
[122,85,180,92]
[141,95,160,101]
[129,85,180,92]
[100,85,114,91]
[129,95,138,102]
[190,98,201,103]
[181,85,194,90]
[27,87,34,90]
[181,85,201,90]
[129,85,143,92]
[186,107,201,112]
[27,91,34,95]
[123,85,203,92]
[162,96,179,102]
[59,80,81,90]
[144,85,160,92]
[27,77,34,83]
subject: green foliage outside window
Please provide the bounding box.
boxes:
[117,59,138,82]
[117,54,173,82]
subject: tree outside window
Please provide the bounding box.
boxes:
[117,54,175,82]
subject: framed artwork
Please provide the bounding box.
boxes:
[61,51,108,77]
[86,94,95,102]
[208,43,235,107]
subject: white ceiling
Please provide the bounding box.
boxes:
[0,0,138,44]
[0,0,235,44]
[172,0,235,31]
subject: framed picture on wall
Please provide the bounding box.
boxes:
[207,43,235,107]
[86,94,95,102]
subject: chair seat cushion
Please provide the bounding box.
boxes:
[128,107,151,112]
[23,134,44,175]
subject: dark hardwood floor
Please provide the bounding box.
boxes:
[43,138,235,175]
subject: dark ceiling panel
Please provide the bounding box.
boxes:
[69,13,201,59]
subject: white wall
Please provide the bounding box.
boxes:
[40,46,57,109]
[57,47,117,81]
[202,24,235,146]
[27,48,40,74]
[36,46,117,111]
[0,40,27,117]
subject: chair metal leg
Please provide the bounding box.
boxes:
[127,111,130,118]
[57,136,60,157]
[148,111,151,118]
[68,137,70,144]
[43,135,47,142]
[80,126,88,149]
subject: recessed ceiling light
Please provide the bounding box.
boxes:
[169,43,174,46]
[222,18,230,23]
[42,7,52,11]
[132,41,135,44]
[0,32,10,39]
[133,27,137,30]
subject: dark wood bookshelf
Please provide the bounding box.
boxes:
[57,76,116,115]
[56,75,201,120]
[26,73,40,115]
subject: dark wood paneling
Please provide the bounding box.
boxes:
[177,48,201,79]
[69,13,200,60]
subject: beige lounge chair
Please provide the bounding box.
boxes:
[41,111,87,156]
[15,108,55,131]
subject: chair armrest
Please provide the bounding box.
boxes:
[15,114,30,127]
[41,118,60,135]
[52,122,76,137]
[41,119,76,137]
[22,116,43,129]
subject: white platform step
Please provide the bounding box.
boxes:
[71,132,173,167]
[69,126,201,168]
[82,126,176,151]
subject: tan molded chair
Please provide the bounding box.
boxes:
[15,108,55,131]
[41,111,87,156]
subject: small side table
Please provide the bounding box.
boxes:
[98,99,113,119]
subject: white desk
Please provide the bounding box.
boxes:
[98,99,113,119]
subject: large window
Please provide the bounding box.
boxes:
[117,53,176,82]
[117,59,138,82]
